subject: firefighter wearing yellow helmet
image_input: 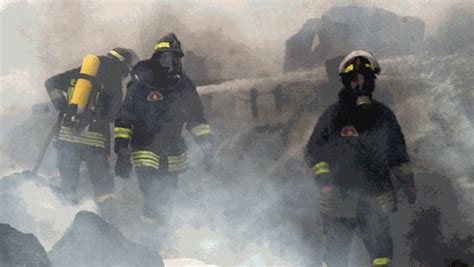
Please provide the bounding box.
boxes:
[304,50,416,266]
[44,47,137,223]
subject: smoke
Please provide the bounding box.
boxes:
[1,1,474,266]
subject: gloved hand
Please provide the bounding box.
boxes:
[403,185,417,205]
[115,148,132,178]
[200,142,214,171]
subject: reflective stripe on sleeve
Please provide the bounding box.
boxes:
[190,124,212,137]
[114,127,132,139]
[311,161,330,175]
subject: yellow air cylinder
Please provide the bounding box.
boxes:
[69,54,100,114]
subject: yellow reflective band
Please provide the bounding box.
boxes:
[95,193,117,203]
[191,124,212,137]
[114,127,132,134]
[312,161,330,175]
[60,126,104,138]
[365,63,373,70]
[132,151,160,160]
[59,134,105,144]
[343,64,354,73]
[372,257,391,265]
[168,162,188,171]
[57,135,105,148]
[109,50,125,62]
[114,127,132,139]
[58,127,106,147]
[396,163,413,176]
[134,161,160,169]
[133,158,160,166]
[154,42,170,50]
[168,153,186,163]
[59,131,105,141]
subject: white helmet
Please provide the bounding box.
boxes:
[338,50,381,75]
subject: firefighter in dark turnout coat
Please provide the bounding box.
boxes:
[114,33,214,247]
[304,51,416,267]
[45,47,136,222]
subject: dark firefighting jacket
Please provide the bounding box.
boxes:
[304,94,414,194]
[45,56,124,151]
[114,60,213,172]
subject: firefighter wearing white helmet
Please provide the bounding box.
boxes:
[44,47,137,224]
[304,50,416,266]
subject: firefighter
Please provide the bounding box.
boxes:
[45,47,136,223]
[113,33,214,248]
[304,50,417,267]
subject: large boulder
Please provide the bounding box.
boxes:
[0,223,51,267]
[49,211,164,266]
[284,5,425,72]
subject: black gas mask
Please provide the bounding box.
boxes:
[152,51,183,86]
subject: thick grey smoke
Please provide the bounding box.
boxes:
[1,1,474,266]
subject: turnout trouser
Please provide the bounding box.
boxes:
[135,166,178,248]
[135,167,178,223]
[57,142,118,222]
[320,188,393,267]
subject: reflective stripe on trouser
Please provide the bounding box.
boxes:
[58,126,105,149]
[168,152,188,171]
[135,167,178,228]
[132,150,188,172]
[321,194,393,267]
[372,257,391,266]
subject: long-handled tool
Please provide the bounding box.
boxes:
[32,112,63,175]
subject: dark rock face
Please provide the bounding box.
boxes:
[0,223,51,267]
[283,18,320,73]
[407,172,474,267]
[284,5,425,72]
[49,211,164,267]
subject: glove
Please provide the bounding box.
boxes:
[403,185,417,205]
[200,142,214,171]
[115,148,132,178]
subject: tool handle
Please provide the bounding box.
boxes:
[32,112,63,174]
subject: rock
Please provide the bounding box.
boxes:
[49,211,164,266]
[284,5,425,72]
[283,18,320,72]
[0,223,51,267]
